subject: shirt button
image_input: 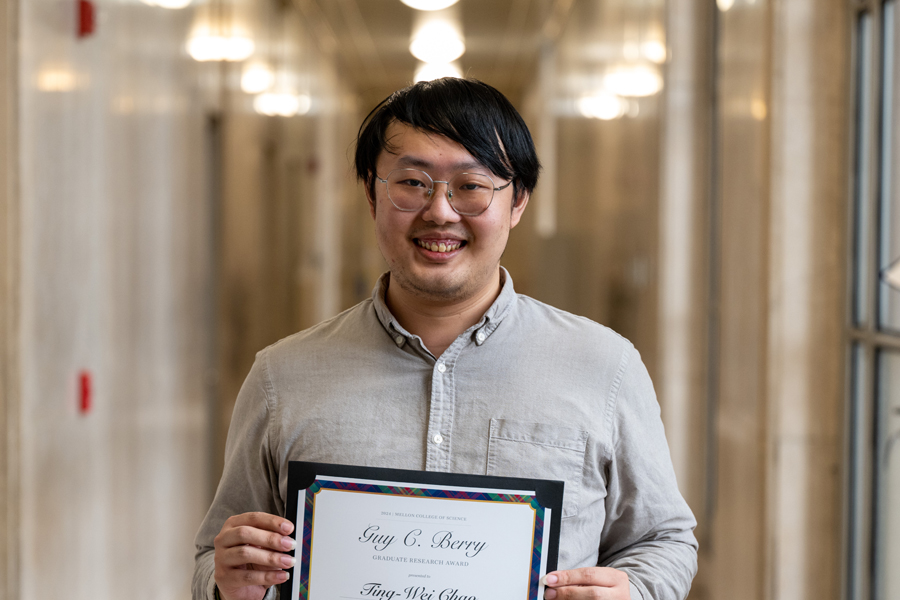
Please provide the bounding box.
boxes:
[437,363,447,373]
[394,335,404,345]
[432,434,444,445]
[476,332,486,343]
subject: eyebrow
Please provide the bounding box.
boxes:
[394,155,487,173]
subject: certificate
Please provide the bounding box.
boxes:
[282,462,564,600]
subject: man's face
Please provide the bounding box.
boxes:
[367,121,529,305]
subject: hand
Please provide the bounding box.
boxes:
[214,512,296,600]
[542,567,631,600]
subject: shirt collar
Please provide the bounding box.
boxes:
[372,267,517,347]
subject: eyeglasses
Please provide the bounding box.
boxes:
[375,168,512,216]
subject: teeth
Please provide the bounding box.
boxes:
[418,240,461,253]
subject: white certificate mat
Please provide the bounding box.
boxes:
[283,463,563,600]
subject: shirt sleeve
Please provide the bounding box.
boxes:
[192,352,282,600]
[597,344,699,600]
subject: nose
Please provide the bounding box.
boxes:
[422,181,461,224]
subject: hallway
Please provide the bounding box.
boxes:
[0,1,896,599]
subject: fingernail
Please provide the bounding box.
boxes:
[544,589,557,600]
[277,571,289,582]
[542,574,558,586]
[282,536,297,550]
[281,555,296,568]
[281,522,293,534]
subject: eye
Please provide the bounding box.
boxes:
[397,178,429,188]
[454,175,492,192]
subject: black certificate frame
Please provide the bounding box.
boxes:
[282,461,564,600]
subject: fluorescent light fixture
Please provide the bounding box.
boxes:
[401,0,460,9]
[577,92,628,120]
[188,34,254,62]
[603,64,663,97]
[414,62,462,82]
[254,92,311,117]
[241,62,275,94]
[410,21,465,63]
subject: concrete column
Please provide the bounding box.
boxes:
[0,0,20,597]
[765,0,849,598]
[658,0,716,517]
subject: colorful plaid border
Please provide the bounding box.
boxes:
[297,478,545,600]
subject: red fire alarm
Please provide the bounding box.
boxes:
[78,0,95,38]
[78,370,92,414]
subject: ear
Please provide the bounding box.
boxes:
[365,180,377,219]
[509,190,530,229]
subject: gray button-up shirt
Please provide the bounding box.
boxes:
[193,270,698,600]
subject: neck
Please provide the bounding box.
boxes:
[385,271,503,358]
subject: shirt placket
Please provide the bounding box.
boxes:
[424,346,459,472]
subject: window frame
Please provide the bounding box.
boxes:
[846,2,899,600]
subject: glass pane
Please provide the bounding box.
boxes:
[878,0,900,330]
[876,347,900,600]
[856,13,874,325]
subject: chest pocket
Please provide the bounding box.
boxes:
[486,419,588,519]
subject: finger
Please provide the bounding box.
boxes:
[224,512,294,535]
[218,544,297,571]
[216,524,297,553]
[543,567,627,589]
[544,585,615,600]
[216,566,290,589]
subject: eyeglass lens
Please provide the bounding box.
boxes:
[385,169,496,215]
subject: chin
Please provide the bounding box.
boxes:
[400,273,471,302]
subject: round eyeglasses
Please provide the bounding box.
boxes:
[375,169,512,216]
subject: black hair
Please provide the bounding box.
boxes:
[355,78,541,205]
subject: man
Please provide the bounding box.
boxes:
[193,78,697,600]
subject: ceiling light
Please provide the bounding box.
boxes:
[414,62,462,82]
[717,0,736,11]
[410,21,465,63]
[641,41,667,64]
[401,0,460,9]
[241,62,275,94]
[577,93,628,120]
[603,64,663,97]
[187,34,254,62]
[254,92,311,117]
[146,0,193,8]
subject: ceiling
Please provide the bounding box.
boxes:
[294,0,574,107]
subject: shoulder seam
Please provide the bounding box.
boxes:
[260,348,276,453]
[605,344,633,453]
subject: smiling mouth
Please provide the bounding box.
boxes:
[415,239,465,253]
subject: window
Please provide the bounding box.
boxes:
[848,2,899,600]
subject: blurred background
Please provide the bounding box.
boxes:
[0,0,897,599]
